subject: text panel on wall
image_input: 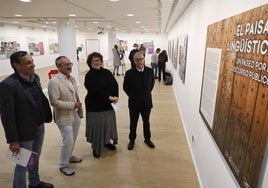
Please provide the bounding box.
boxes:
[199,4,268,188]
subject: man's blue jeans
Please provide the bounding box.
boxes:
[13,124,45,188]
[151,63,158,78]
[57,112,81,168]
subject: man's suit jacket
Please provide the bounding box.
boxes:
[123,66,155,109]
[0,73,52,143]
[48,73,83,126]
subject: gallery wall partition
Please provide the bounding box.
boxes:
[199,4,268,188]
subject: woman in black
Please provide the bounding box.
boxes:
[84,52,119,158]
[158,50,168,82]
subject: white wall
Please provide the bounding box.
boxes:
[0,25,58,76]
[168,0,268,188]
[0,27,168,76]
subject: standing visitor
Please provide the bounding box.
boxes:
[48,56,83,176]
[123,51,155,151]
[112,44,121,76]
[0,51,53,188]
[158,50,168,82]
[84,52,119,158]
[151,48,161,79]
[128,43,139,69]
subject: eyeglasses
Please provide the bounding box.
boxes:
[134,58,144,62]
[92,59,101,63]
[60,63,73,67]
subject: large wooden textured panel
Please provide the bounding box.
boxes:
[212,16,238,150]
[200,4,268,188]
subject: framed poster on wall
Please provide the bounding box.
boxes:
[0,37,20,59]
[199,4,268,188]
[48,38,59,55]
[178,34,188,83]
[27,37,44,56]
[136,40,154,55]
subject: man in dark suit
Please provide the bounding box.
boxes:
[128,43,139,69]
[0,51,53,188]
[123,51,155,150]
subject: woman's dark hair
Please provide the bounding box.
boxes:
[86,52,103,68]
[10,51,28,70]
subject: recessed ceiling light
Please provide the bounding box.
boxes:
[69,14,76,17]
[127,14,134,17]
[109,0,119,1]
[136,21,141,24]
[14,14,22,17]
[92,21,98,24]
[19,0,32,2]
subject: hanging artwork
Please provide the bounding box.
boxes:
[136,40,154,55]
[48,38,59,54]
[172,37,178,70]
[27,37,44,56]
[117,39,128,51]
[199,4,268,188]
[178,34,188,83]
[0,37,20,59]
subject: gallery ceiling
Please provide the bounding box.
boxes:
[0,0,192,34]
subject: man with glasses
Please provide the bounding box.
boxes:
[123,51,155,151]
[0,51,53,188]
[48,56,83,176]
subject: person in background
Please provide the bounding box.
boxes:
[158,50,168,82]
[48,56,83,176]
[119,46,126,75]
[128,43,139,69]
[0,51,53,188]
[139,43,146,57]
[123,51,155,151]
[112,44,121,76]
[84,52,119,158]
[151,48,161,79]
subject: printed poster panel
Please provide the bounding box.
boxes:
[136,40,154,55]
[0,37,20,59]
[199,4,268,188]
[172,38,178,70]
[178,34,188,83]
[48,38,59,55]
[27,37,44,56]
[117,39,128,51]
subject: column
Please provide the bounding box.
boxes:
[57,19,79,84]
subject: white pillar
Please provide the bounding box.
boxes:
[57,19,79,84]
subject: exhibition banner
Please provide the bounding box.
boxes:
[200,4,268,188]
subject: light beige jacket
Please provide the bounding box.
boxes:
[48,73,83,126]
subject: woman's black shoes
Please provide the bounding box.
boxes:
[93,149,100,158]
[104,143,116,150]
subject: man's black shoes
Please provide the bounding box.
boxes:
[127,141,135,150]
[144,140,155,148]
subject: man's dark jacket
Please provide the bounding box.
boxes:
[0,73,52,143]
[123,66,155,109]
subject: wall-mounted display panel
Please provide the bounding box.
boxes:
[0,37,20,59]
[27,37,44,56]
[199,4,268,188]
[178,34,188,83]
